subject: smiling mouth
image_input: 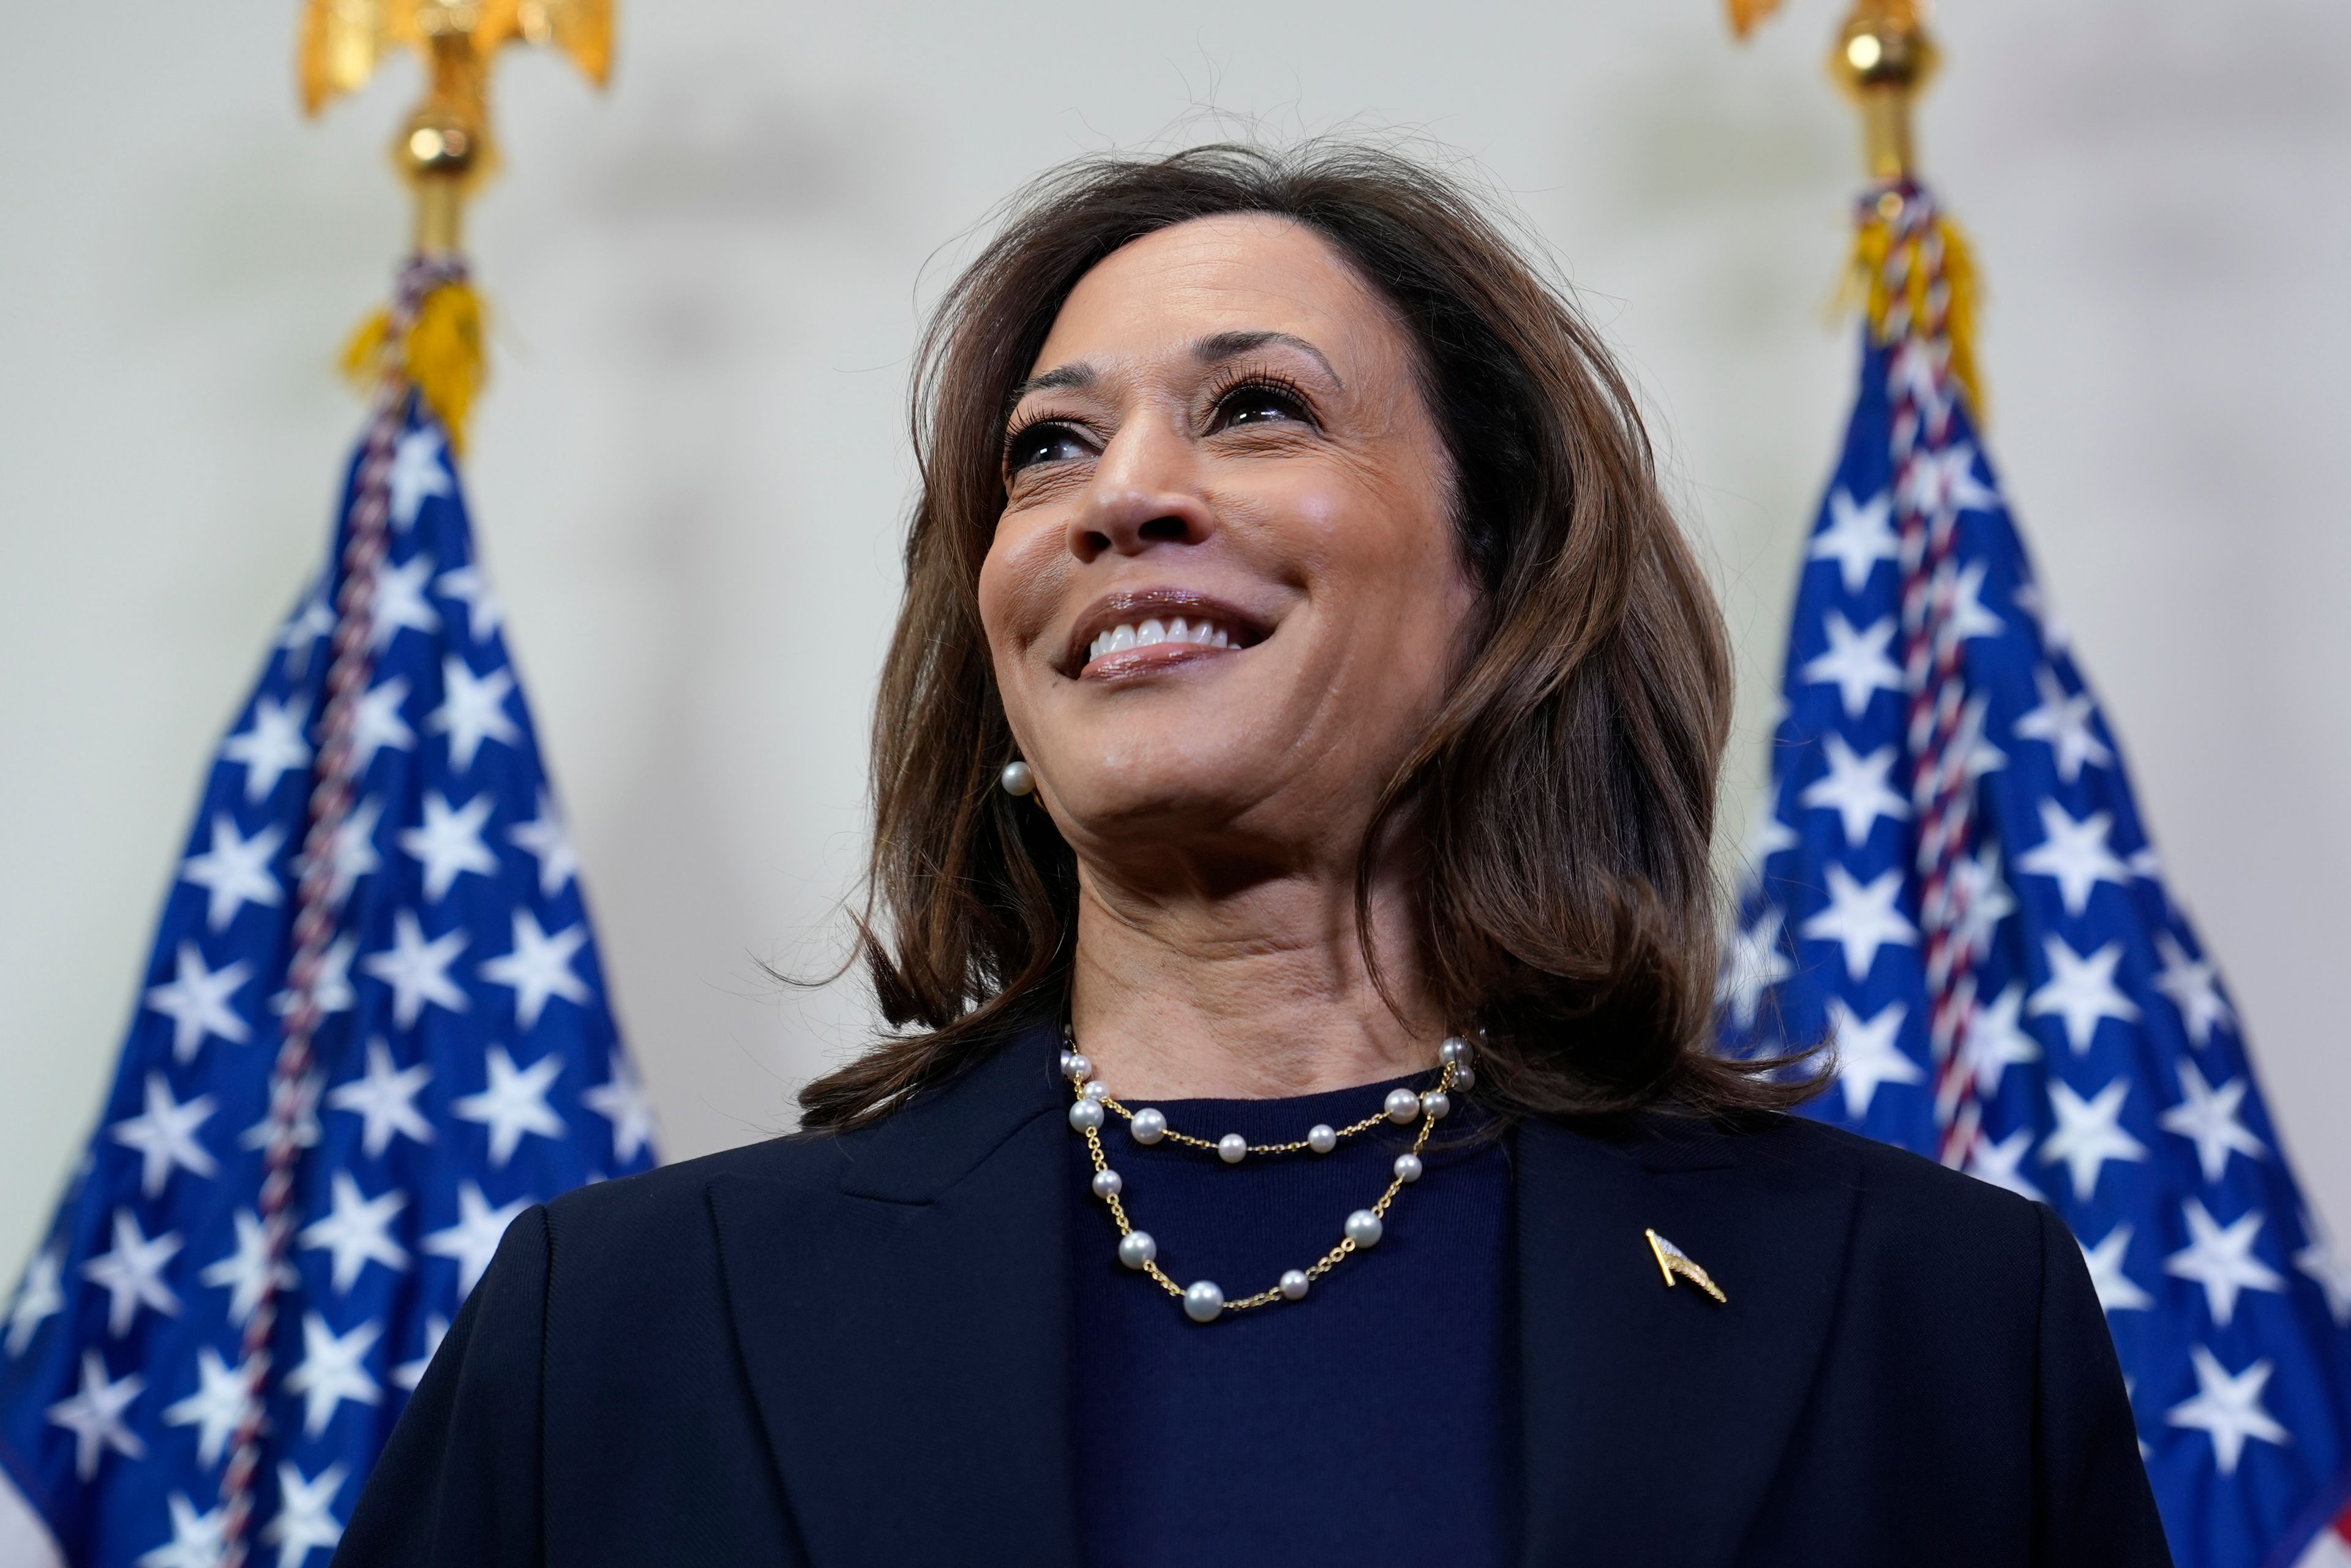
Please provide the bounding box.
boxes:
[1066,592,1269,679]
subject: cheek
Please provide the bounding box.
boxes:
[1348,434,1467,630]
[977,512,1065,660]
[1265,458,1461,626]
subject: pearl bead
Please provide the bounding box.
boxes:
[1279,1269,1310,1301]
[1000,759,1035,796]
[1068,1099,1104,1132]
[1307,1123,1338,1154]
[1393,1153,1423,1183]
[1217,1133,1248,1165]
[1064,1052,1092,1082]
[1091,1169,1123,1199]
[1118,1231,1157,1269]
[1131,1108,1167,1144]
[1058,1049,1076,1077]
[1421,1090,1451,1120]
[1440,1037,1472,1067]
[1453,1064,1477,1092]
[1384,1087,1421,1124]
[1344,1209,1384,1247]
[1083,1079,1112,1101]
[1183,1280,1225,1322]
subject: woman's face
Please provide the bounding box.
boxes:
[978,214,1475,877]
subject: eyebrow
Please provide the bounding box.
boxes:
[1003,330,1344,415]
[1004,363,1094,407]
[1193,330,1343,388]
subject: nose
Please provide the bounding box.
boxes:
[1066,417,1215,563]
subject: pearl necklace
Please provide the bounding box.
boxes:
[1063,1033,1476,1323]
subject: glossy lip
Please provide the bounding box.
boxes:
[1063,588,1273,680]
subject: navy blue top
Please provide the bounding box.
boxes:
[1069,1074,1518,1568]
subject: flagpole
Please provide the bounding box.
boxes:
[1726,0,1993,1174]
[1723,3,2351,1554]
[1827,1,1935,182]
[0,8,645,1559]
[397,28,492,258]
[206,9,614,1560]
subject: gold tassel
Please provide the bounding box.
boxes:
[334,282,489,455]
[405,283,487,455]
[338,307,394,392]
[1937,217,1984,424]
[1842,201,1987,421]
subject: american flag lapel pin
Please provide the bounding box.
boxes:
[1646,1228,1728,1305]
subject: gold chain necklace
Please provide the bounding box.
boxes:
[1062,1032,1475,1322]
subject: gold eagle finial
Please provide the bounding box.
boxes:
[298,0,613,252]
[300,1,612,115]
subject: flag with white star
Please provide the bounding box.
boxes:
[1720,180,2351,1567]
[0,395,656,1567]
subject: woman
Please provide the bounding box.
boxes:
[339,143,2169,1566]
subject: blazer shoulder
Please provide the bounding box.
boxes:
[1721,1114,2050,1287]
[1617,1109,2047,1259]
[533,1029,1063,1267]
[538,1127,863,1259]
[1790,1116,2039,1219]
[1733,1110,2040,1211]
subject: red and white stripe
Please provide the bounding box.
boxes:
[214,255,466,1567]
[1872,186,1989,1171]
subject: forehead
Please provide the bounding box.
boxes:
[1031,213,1396,373]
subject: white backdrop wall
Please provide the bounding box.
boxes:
[2,0,2345,1278]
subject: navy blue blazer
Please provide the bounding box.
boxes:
[334,1026,2172,1566]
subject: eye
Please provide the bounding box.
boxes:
[1005,419,1093,473]
[1210,378,1311,433]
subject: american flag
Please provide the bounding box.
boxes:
[0,261,655,1567]
[1719,181,2351,1567]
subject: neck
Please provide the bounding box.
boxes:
[1067,851,1442,1101]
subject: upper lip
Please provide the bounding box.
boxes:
[1063,588,1271,675]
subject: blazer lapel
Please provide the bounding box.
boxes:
[1516,1115,1861,1567]
[705,1028,1082,1568]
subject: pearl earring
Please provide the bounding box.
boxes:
[1000,759,1036,797]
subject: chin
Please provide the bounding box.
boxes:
[1044,733,1281,847]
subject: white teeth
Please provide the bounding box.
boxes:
[1084,616,1240,664]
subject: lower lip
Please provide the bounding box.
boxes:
[1077,639,1244,681]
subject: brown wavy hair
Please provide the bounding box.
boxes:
[798,140,1814,1130]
